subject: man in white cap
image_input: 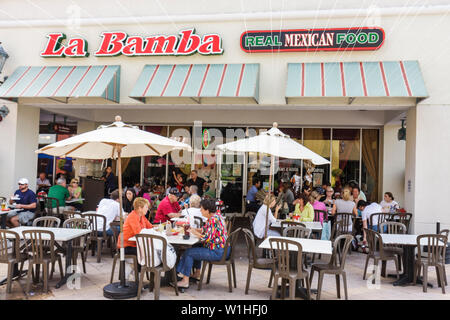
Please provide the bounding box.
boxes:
[8,178,37,227]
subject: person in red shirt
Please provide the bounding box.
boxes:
[154,187,182,223]
[118,197,153,256]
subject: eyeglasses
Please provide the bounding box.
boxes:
[326,190,333,193]
[18,183,25,186]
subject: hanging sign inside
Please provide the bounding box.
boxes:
[240,27,384,53]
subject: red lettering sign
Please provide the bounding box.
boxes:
[42,29,223,57]
[41,33,88,57]
[93,28,223,56]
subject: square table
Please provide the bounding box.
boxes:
[259,236,332,255]
[128,229,200,288]
[129,228,200,246]
[380,233,445,287]
[270,220,323,231]
[65,198,85,204]
[0,208,23,229]
[5,226,91,288]
[259,236,332,299]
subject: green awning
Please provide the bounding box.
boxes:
[286,60,428,103]
[130,63,259,104]
[0,65,120,103]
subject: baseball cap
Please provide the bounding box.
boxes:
[168,187,182,197]
[18,178,29,185]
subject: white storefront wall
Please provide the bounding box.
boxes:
[0,1,449,233]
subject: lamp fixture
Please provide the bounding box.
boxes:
[398,119,406,141]
[0,42,9,83]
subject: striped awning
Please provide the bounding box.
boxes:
[286,61,428,103]
[0,65,120,103]
[130,64,259,103]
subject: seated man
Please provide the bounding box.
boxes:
[358,200,384,243]
[47,178,71,213]
[36,172,51,193]
[96,189,121,237]
[182,185,198,207]
[154,187,182,224]
[8,178,37,227]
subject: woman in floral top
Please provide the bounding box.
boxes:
[176,199,228,289]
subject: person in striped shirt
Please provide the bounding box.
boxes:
[175,199,228,289]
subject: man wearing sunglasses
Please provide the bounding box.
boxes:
[7,178,37,227]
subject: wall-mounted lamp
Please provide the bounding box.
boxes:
[398,119,406,141]
[0,104,10,122]
[0,42,9,83]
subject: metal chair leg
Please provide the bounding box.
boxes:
[245,264,252,294]
[197,262,207,291]
[289,278,296,300]
[231,262,237,288]
[153,271,161,300]
[316,272,324,300]
[171,268,179,296]
[6,262,13,294]
[342,272,348,300]
[270,274,278,300]
[206,263,213,284]
[226,264,233,293]
[335,274,340,299]
[137,268,145,300]
[110,254,117,284]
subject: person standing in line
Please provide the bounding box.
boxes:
[290,169,301,195]
[186,170,207,197]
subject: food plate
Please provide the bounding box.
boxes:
[1,208,10,212]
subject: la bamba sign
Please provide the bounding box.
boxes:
[240,27,384,52]
[41,28,223,57]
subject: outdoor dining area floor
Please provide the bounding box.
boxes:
[1,238,450,301]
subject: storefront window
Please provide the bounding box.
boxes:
[169,126,192,193]
[361,129,379,202]
[143,126,169,193]
[273,128,302,193]
[303,128,331,190]
[332,129,360,191]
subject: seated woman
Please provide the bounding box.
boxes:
[331,187,358,232]
[67,178,83,211]
[123,188,136,214]
[309,190,327,223]
[118,197,153,258]
[253,194,282,239]
[292,193,314,222]
[176,199,228,289]
[379,192,400,213]
[181,194,205,228]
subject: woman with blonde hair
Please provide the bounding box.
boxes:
[253,194,282,239]
[118,197,153,257]
[331,187,357,232]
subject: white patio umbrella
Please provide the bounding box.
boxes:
[36,116,191,299]
[216,122,330,238]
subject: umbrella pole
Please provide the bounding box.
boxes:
[117,147,126,287]
[264,155,275,239]
[103,145,138,299]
